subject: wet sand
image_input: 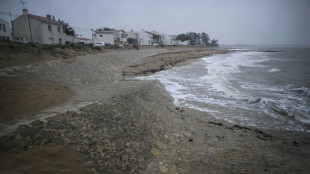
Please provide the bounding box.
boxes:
[0,76,75,123]
[0,46,309,173]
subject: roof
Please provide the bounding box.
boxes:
[146,31,163,36]
[28,14,60,25]
[0,18,9,24]
[78,37,90,41]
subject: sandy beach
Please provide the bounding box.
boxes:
[0,45,309,173]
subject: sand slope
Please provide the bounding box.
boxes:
[0,77,75,123]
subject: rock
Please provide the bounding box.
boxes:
[121,154,128,162]
[40,139,49,146]
[138,158,145,167]
[83,160,94,167]
[15,134,23,140]
[159,165,168,173]
[151,147,160,157]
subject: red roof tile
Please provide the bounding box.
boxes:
[28,14,60,25]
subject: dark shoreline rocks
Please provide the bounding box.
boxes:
[1,80,310,173]
[122,49,228,77]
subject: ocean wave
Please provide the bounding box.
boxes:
[202,51,270,75]
[285,85,310,96]
[137,49,310,131]
[227,48,251,51]
[268,68,281,72]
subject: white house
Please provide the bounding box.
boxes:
[0,18,11,40]
[124,30,138,45]
[146,31,163,45]
[12,9,65,44]
[93,30,115,45]
[137,29,153,45]
[114,30,127,45]
[162,34,172,45]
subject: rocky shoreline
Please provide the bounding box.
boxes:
[0,47,310,173]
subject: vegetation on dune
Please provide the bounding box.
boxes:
[176,32,218,47]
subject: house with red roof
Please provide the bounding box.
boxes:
[12,9,65,44]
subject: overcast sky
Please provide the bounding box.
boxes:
[1,0,310,45]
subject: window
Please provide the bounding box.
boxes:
[121,33,128,38]
[48,25,52,32]
[99,35,103,37]
[58,26,60,33]
[0,24,5,32]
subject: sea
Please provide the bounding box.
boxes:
[137,46,310,132]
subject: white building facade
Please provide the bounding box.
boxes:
[93,30,115,45]
[0,18,11,40]
[162,34,172,45]
[12,9,65,44]
[137,30,153,45]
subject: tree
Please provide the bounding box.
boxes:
[187,32,199,45]
[103,27,114,31]
[175,31,218,46]
[176,34,190,41]
[58,19,75,36]
[210,39,219,47]
[201,32,210,46]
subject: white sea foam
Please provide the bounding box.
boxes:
[227,48,250,51]
[137,49,310,132]
[268,68,281,72]
[202,51,269,75]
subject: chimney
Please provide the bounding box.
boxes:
[22,9,28,15]
[46,15,51,19]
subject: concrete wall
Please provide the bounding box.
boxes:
[78,38,91,44]
[0,19,11,40]
[180,40,191,45]
[171,40,191,46]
